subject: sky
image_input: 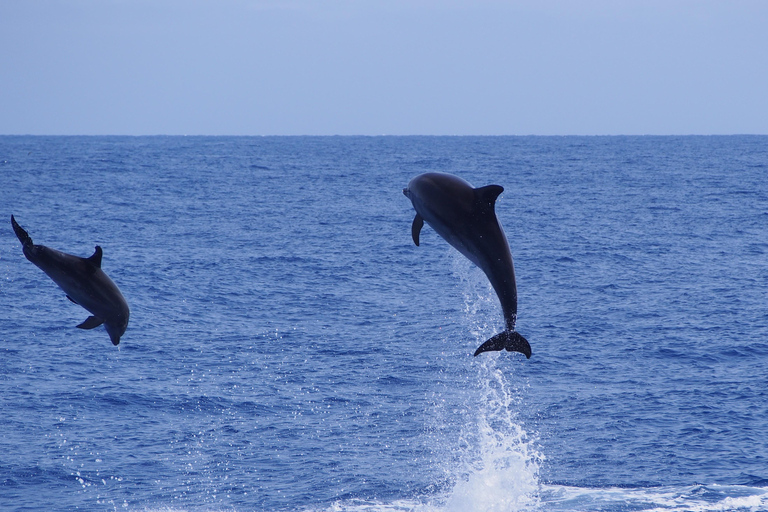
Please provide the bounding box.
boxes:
[1,0,767,136]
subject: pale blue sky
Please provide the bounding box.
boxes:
[1,0,766,135]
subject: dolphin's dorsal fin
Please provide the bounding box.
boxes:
[411,213,424,246]
[86,246,103,268]
[77,316,104,330]
[475,185,504,210]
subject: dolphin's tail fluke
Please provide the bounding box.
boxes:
[474,330,531,358]
[11,215,33,248]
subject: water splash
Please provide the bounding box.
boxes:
[439,254,541,512]
[442,363,540,512]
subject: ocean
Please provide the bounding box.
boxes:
[0,135,766,512]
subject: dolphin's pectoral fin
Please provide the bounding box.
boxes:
[474,330,531,358]
[86,246,103,268]
[411,213,424,246]
[77,316,104,330]
[475,185,504,210]
[66,295,78,305]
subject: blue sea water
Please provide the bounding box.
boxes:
[0,135,766,512]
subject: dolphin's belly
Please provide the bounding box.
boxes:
[74,278,127,320]
[40,262,126,321]
[424,209,518,325]
[416,209,481,268]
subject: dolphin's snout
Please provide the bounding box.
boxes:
[402,187,410,198]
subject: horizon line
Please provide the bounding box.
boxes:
[2,133,766,138]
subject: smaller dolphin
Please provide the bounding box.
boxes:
[403,173,531,358]
[11,215,130,346]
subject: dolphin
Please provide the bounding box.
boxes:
[403,172,531,358]
[11,215,130,346]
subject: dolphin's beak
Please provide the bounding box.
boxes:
[402,188,410,198]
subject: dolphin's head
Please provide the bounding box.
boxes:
[404,173,475,220]
[105,312,129,346]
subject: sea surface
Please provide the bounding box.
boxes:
[0,135,766,512]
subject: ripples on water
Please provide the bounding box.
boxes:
[0,136,767,511]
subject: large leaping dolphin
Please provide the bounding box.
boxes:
[11,215,130,346]
[403,173,531,358]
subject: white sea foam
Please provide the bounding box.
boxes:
[314,484,768,512]
[539,484,768,512]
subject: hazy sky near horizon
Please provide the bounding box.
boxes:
[1,0,767,135]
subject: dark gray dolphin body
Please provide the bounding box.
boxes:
[403,172,530,358]
[11,215,130,346]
